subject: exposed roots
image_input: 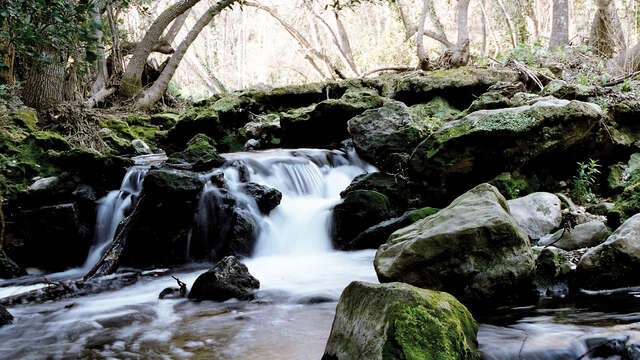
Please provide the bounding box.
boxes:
[41,104,109,154]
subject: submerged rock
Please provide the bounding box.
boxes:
[332,190,391,250]
[188,256,260,302]
[508,192,562,240]
[409,99,602,205]
[322,281,479,360]
[0,306,13,327]
[578,213,640,289]
[537,221,609,250]
[374,184,535,307]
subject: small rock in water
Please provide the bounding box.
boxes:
[159,287,184,300]
[627,341,640,360]
[243,138,260,151]
[0,305,13,327]
[297,295,335,305]
[188,256,260,302]
[241,182,282,214]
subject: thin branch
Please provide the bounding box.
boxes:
[360,66,415,78]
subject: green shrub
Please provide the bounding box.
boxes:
[572,159,600,204]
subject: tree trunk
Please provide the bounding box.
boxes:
[22,55,65,109]
[395,0,414,39]
[607,41,640,75]
[162,9,191,45]
[590,0,626,58]
[416,0,430,70]
[120,0,202,99]
[451,0,471,66]
[136,0,238,109]
[90,6,109,96]
[496,0,518,48]
[549,0,569,48]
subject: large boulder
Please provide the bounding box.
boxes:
[409,99,602,206]
[120,169,204,267]
[537,220,609,251]
[322,281,479,360]
[280,88,384,148]
[332,190,391,250]
[577,214,640,288]
[374,184,535,307]
[508,192,562,240]
[348,100,425,171]
[188,256,259,301]
[341,172,411,216]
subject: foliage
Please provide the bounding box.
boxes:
[572,159,600,204]
[0,0,101,73]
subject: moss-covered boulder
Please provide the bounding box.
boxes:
[167,134,226,171]
[98,128,135,155]
[348,207,440,250]
[150,113,179,129]
[409,96,460,123]
[375,184,536,307]
[611,99,640,125]
[577,213,640,289]
[322,281,479,360]
[332,190,391,249]
[409,98,603,206]
[541,79,597,100]
[388,67,518,109]
[280,88,383,148]
[348,100,426,171]
[466,91,511,112]
[608,173,640,228]
[341,172,411,216]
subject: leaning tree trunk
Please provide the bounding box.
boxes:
[416,0,430,70]
[136,0,238,109]
[22,54,66,109]
[549,0,569,48]
[120,0,202,99]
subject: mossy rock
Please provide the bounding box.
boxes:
[29,131,72,152]
[143,169,204,197]
[533,247,572,286]
[323,281,479,360]
[167,134,226,171]
[410,99,603,206]
[466,91,511,112]
[541,80,597,100]
[10,110,38,132]
[98,128,135,155]
[341,172,410,215]
[611,99,640,125]
[410,96,460,125]
[332,190,391,249]
[150,113,179,129]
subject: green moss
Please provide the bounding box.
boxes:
[124,115,151,126]
[534,247,572,285]
[406,207,440,222]
[10,110,39,131]
[383,294,479,360]
[150,113,179,129]
[167,133,226,171]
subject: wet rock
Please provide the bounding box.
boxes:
[409,98,602,206]
[241,182,282,214]
[188,256,260,302]
[0,305,13,327]
[131,139,151,154]
[332,190,391,250]
[243,138,260,151]
[281,88,383,148]
[167,134,226,171]
[322,281,479,360]
[578,213,640,288]
[120,169,204,268]
[0,250,26,279]
[374,184,535,307]
[341,172,410,216]
[27,176,58,192]
[98,128,134,155]
[537,221,609,250]
[585,335,629,358]
[347,207,439,250]
[533,246,573,298]
[628,341,640,360]
[159,287,186,300]
[508,192,562,240]
[297,295,334,305]
[348,100,425,171]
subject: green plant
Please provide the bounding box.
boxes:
[572,159,600,204]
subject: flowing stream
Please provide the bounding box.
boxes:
[0,149,639,359]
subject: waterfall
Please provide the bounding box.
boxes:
[194,148,376,259]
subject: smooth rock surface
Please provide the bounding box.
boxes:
[188,256,260,302]
[538,221,608,251]
[508,192,562,240]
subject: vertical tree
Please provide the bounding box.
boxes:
[549,0,569,48]
[590,0,625,57]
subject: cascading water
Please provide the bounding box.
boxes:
[2,149,639,360]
